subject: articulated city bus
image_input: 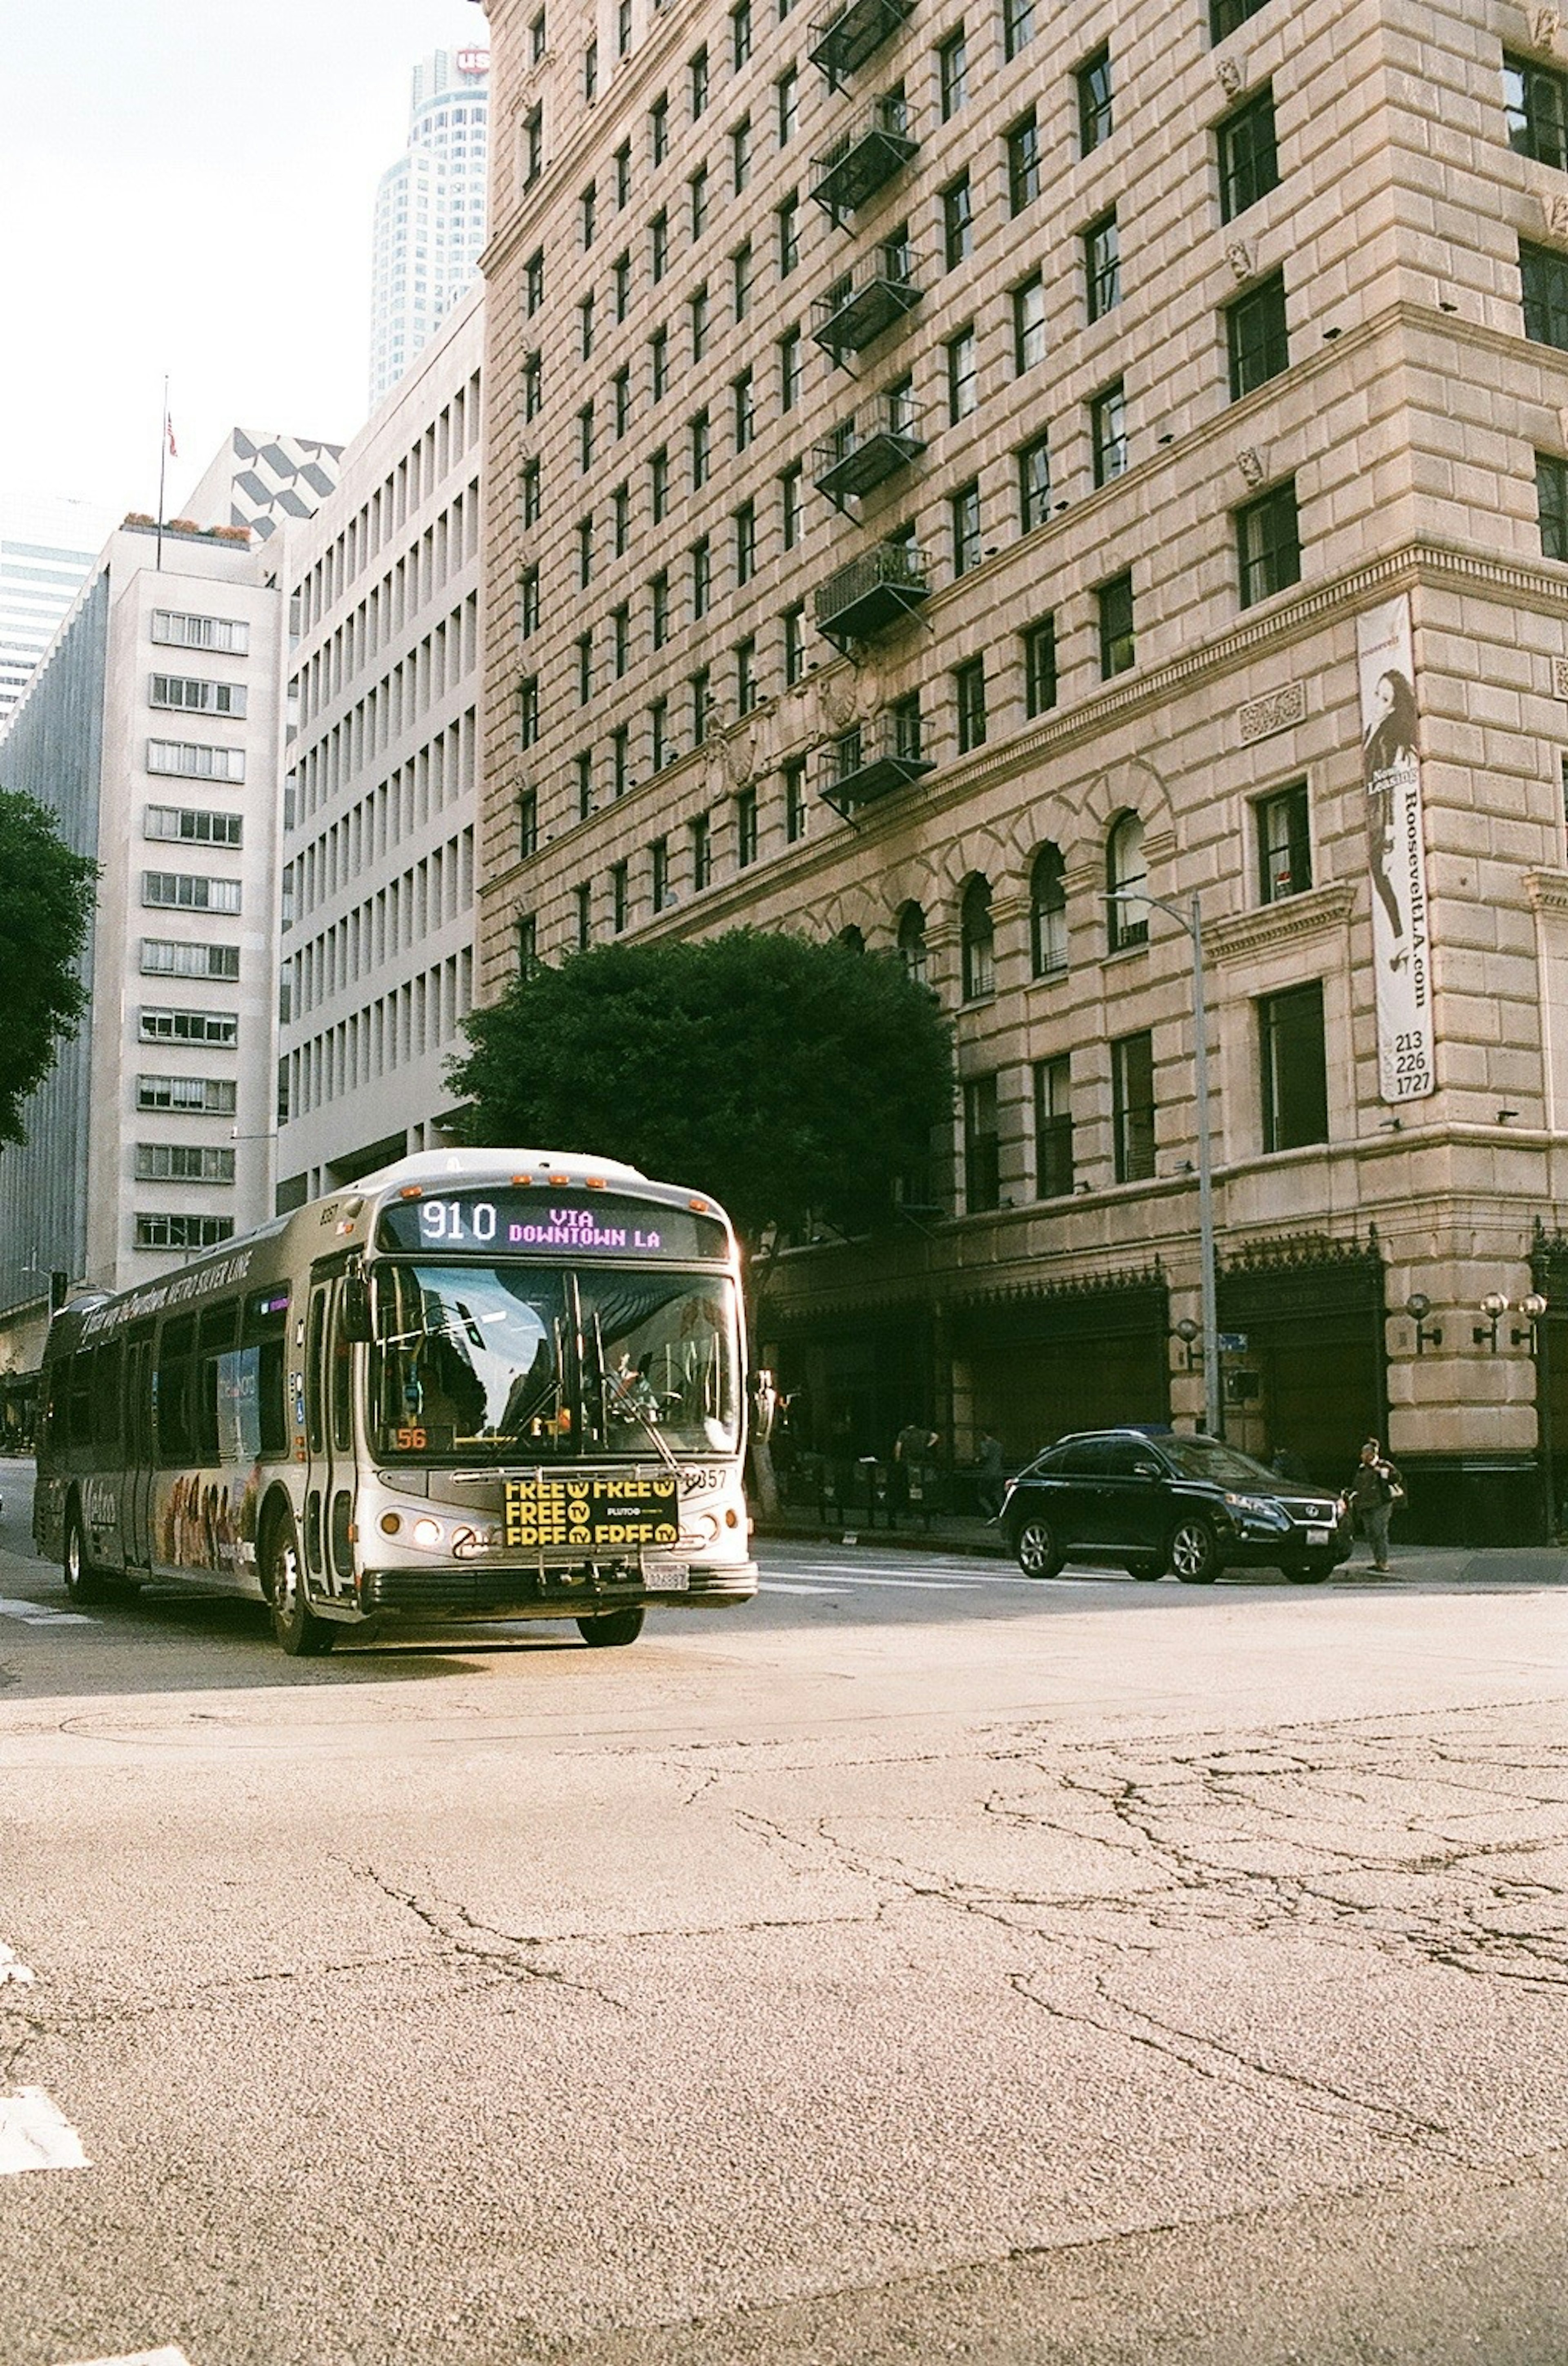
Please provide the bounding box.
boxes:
[34,1149,757,1655]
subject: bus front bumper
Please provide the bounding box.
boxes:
[356,1561,758,1617]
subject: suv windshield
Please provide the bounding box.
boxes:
[369,1263,739,1462]
[1158,1436,1285,1488]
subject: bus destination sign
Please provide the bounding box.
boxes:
[377,1188,727,1260]
[503,1474,680,1551]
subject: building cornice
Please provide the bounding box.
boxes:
[1526,865,1568,915]
[1205,881,1357,966]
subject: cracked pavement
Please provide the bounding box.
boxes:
[0,1478,1565,2364]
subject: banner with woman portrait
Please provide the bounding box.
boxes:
[1357,595,1434,1101]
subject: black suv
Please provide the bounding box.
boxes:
[998,1429,1350,1584]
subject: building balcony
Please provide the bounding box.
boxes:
[814,542,930,649]
[820,708,935,812]
[813,398,926,508]
[809,98,918,221]
[808,0,915,87]
[813,255,922,362]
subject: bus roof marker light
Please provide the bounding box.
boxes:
[587,1176,607,1188]
[548,1173,570,1185]
[399,1185,423,1200]
[689,1198,709,1212]
[510,1174,534,1185]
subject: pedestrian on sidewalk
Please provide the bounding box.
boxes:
[1346,1438,1403,1571]
[976,1430,1006,1520]
[895,1419,940,1531]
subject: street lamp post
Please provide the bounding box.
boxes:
[1110,887,1221,1439]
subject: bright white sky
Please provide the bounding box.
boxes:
[2,0,485,522]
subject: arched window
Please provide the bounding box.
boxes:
[960,874,994,1000]
[896,901,928,986]
[1106,812,1147,951]
[1029,844,1067,977]
[837,922,866,953]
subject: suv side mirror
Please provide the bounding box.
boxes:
[1132,1458,1160,1477]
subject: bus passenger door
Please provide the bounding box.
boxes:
[124,1330,156,1569]
[303,1274,356,1599]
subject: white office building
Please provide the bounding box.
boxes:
[276,290,484,1209]
[369,46,491,409]
[0,490,118,728]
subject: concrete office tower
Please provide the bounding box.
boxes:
[0,490,118,727]
[0,520,287,1314]
[183,430,345,544]
[275,290,483,1209]
[369,47,492,408]
[473,0,1568,1541]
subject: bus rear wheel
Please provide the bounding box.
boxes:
[62,1507,111,1606]
[577,1607,645,1648]
[264,1511,336,1658]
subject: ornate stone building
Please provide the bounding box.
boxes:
[473,0,1568,1540]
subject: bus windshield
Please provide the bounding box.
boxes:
[368,1263,741,1462]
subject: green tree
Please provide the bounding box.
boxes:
[0,789,98,1149]
[449,928,953,1250]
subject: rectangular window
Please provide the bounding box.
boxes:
[523,351,542,418]
[577,515,594,587]
[691,407,711,486]
[576,881,593,949]
[1210,0,1266,38]
[577,632,593,702]
[732,115,753,193]
[732,0,753,68]
[690,283,710,359]
[521,457,541,525]
[519,675,540,748]
[584,37,599,100]
[690,44,709,116]
[1506,51,1568,170]
[733,240,754,318]
[650,698,670,771]
[692,667,712,742]
[1085,208,1120,320]
[963,1074,1001,1212]
[1539,450,1568,559]
[735,500,757,583]
[517,913,539,978]
[1256,780,1311,902]
[735,784,758,864]
[612,860,629,932]
[613,478,631,553]
[1077,44,1113,152]
[690,163,710,240]
[650,446,670,520]
[525,251,545,313]
[141,940,240,980]
[576,752,594,819]
[1090,379,1127,485]
[955,655,987,752]
[779,325,804,410]
[734,367,756,448]
[151,610,249,654]
[579,295,596,361]
[651,327,670,400]
[144,805,243,847]
[783,600,807,683]
[784,755,808,841]
[938,28,968,118]
[951,479,982,575]
[1098,571,1135,677]
[149,675,247,717]
[777,64,799,144]
[1013,273,1045,371]
[651,833,671,909]
[651,570,671,646]
[1033,1056,1073,1197]
[136,1214,235,1251]
[1260,980,1328,1152]
[143,871,241,914]
[579,402,595,471]
[613,366,632,438]
[136,1074,238,1115]
[612,604,631,677]
[1236,477,1301,606]
[780,462,804,550]
[612,724,630,796]
[524,107,544,185]
[617,0,631,44]
[581,180,597,247]
[651,91,670,161]
[1018,435,1051,531]
[777,189,801,274]
[519,786,540,855]
[651,208,669,280]
[615,138,631,202]
[691,809,712,888]
[943,172,973,268]
[1521,239,1568,348]
[947,325,978,421]
[614,250,632,319]
[1111,1031,1155,1182]
[1002,0,1034,60]
[1227,271,1289,398]
[139,1007,237,1046]
[1006,109,1041,212]
[693,537,712,618]
[135,1143,235,1183]
[1022,615,1057,716]
[520,565,541,636]
[1218,85,1278,219]
[146,741,245,782]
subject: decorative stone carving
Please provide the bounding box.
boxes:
[719,725,758,787]
[1553,655,1568,701]
[1236,446,1266,485]
[1226,239,1254,281]
[1544,191,1568,237]
[1533,8,1561,49]
[815,666,861,733]
[1238,682,1306,742]
[1214,53,1243,93]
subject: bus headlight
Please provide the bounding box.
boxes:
[411,1517,444,1550]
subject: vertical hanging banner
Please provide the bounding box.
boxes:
[1357,595,1435,1102]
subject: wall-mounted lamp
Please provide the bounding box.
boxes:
[1474,1290,1510,1352]
[1405,1291,1442,1355]
[1172,1315,1203,1370]
[1514,1291,1549,1351]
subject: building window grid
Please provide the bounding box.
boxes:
[1259,980,1328,1153]
[1013,273,1046,372]
[1002,0,1035,62]
[1078,45,1113,152]
[1085,209,1120,320]
[1098,572,1136,679]
[1539,450,1568,560]
[1236,478,1301,606]
[947,325,978,421]
[1033,1056,1073,1196]
[1256,780,1312,903]
[963,1074,1001,1212]
[938,28,968,118]
[1022,614,1057,715]
[1227,272,1289,399]
[943,173,974,269]
[951,480,982,575]
[1111,1031,1156,1182]
[1018,435,1051,531]
[1505,51,1568,170]
[955,655,987,752]
[1218,85,1279,219]
[1521,240,1568,348]
[1090,380,1127,485]
[1006,110,1041,213]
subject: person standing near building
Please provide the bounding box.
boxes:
[976,1430,1006,1519]
[1347,1438,1403,1572]
[895,1419,940,1528]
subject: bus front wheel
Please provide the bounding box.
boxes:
[264,1512,336,1658]
[577,1607,645,1648]
[62,1506,111,1606]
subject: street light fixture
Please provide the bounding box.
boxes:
[1404,1291,1442,1355]
[1514,1291,1548,1352]
[1108,887,1220,1439]
[1473,1291,1510,1353]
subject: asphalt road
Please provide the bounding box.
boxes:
[0,1457,1565,2366]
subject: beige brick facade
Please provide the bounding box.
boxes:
[474,0,1568,1540]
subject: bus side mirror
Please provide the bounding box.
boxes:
[341,1271,373,1344]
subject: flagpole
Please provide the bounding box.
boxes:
[156,376,169,571]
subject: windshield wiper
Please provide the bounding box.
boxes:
[590,1306,680,1476]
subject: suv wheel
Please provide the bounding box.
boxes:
[1169,1516,1219,1584]
[1014,1517,1062,1580]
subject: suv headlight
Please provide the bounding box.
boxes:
[1225,1492,1290,1530]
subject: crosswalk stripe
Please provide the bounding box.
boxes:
[0,2087,91,2174]
[54,2350,192,2366]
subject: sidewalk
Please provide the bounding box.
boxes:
[755,1503,1568,1584]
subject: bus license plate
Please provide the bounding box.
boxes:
[644,1560,690,1591]
[1306,1527,1330,1545]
